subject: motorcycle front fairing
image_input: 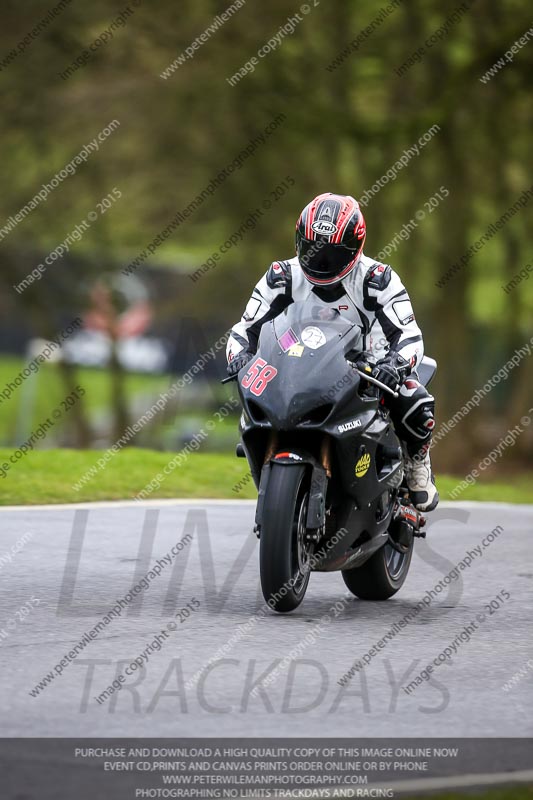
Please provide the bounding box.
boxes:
[245,303,363,429]
[237,299,397,485]
[237,302,369,480]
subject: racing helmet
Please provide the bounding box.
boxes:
[295,193,366,284]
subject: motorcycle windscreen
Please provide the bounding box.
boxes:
[248,301,364,428]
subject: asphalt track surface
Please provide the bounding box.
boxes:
[0,499,532,743]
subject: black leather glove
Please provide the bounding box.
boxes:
[227,351,253,377]
[372,353,411,393]
[346,348,373,369]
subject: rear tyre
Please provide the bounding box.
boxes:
[341,540,413,600]
[259,463,311,613]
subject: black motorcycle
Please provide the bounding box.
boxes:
[224,299,436,613]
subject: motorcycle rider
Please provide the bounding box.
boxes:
[226,193,439,512]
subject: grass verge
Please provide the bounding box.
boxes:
[0,449,532,506]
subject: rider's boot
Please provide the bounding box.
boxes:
[403,445,439,512]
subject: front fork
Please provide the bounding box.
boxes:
[254,433,330,540]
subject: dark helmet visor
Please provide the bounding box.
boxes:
[297,238,360,282]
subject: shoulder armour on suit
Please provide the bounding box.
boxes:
[364,263,391,291]
[266,260,292,290]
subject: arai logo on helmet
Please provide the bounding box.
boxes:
[311,219,337,236]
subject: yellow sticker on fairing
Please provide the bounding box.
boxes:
[287,344,304,357]
[355,453,371,477]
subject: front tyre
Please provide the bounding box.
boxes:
[342,540,413,601]
[259,463,311,613]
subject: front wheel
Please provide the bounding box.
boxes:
[342,540,413,600]
[259,463,312,613]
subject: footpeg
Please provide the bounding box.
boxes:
[414,514,427,538]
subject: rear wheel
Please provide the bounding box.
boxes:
[259,463,312,613]
[342,539,413,600]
